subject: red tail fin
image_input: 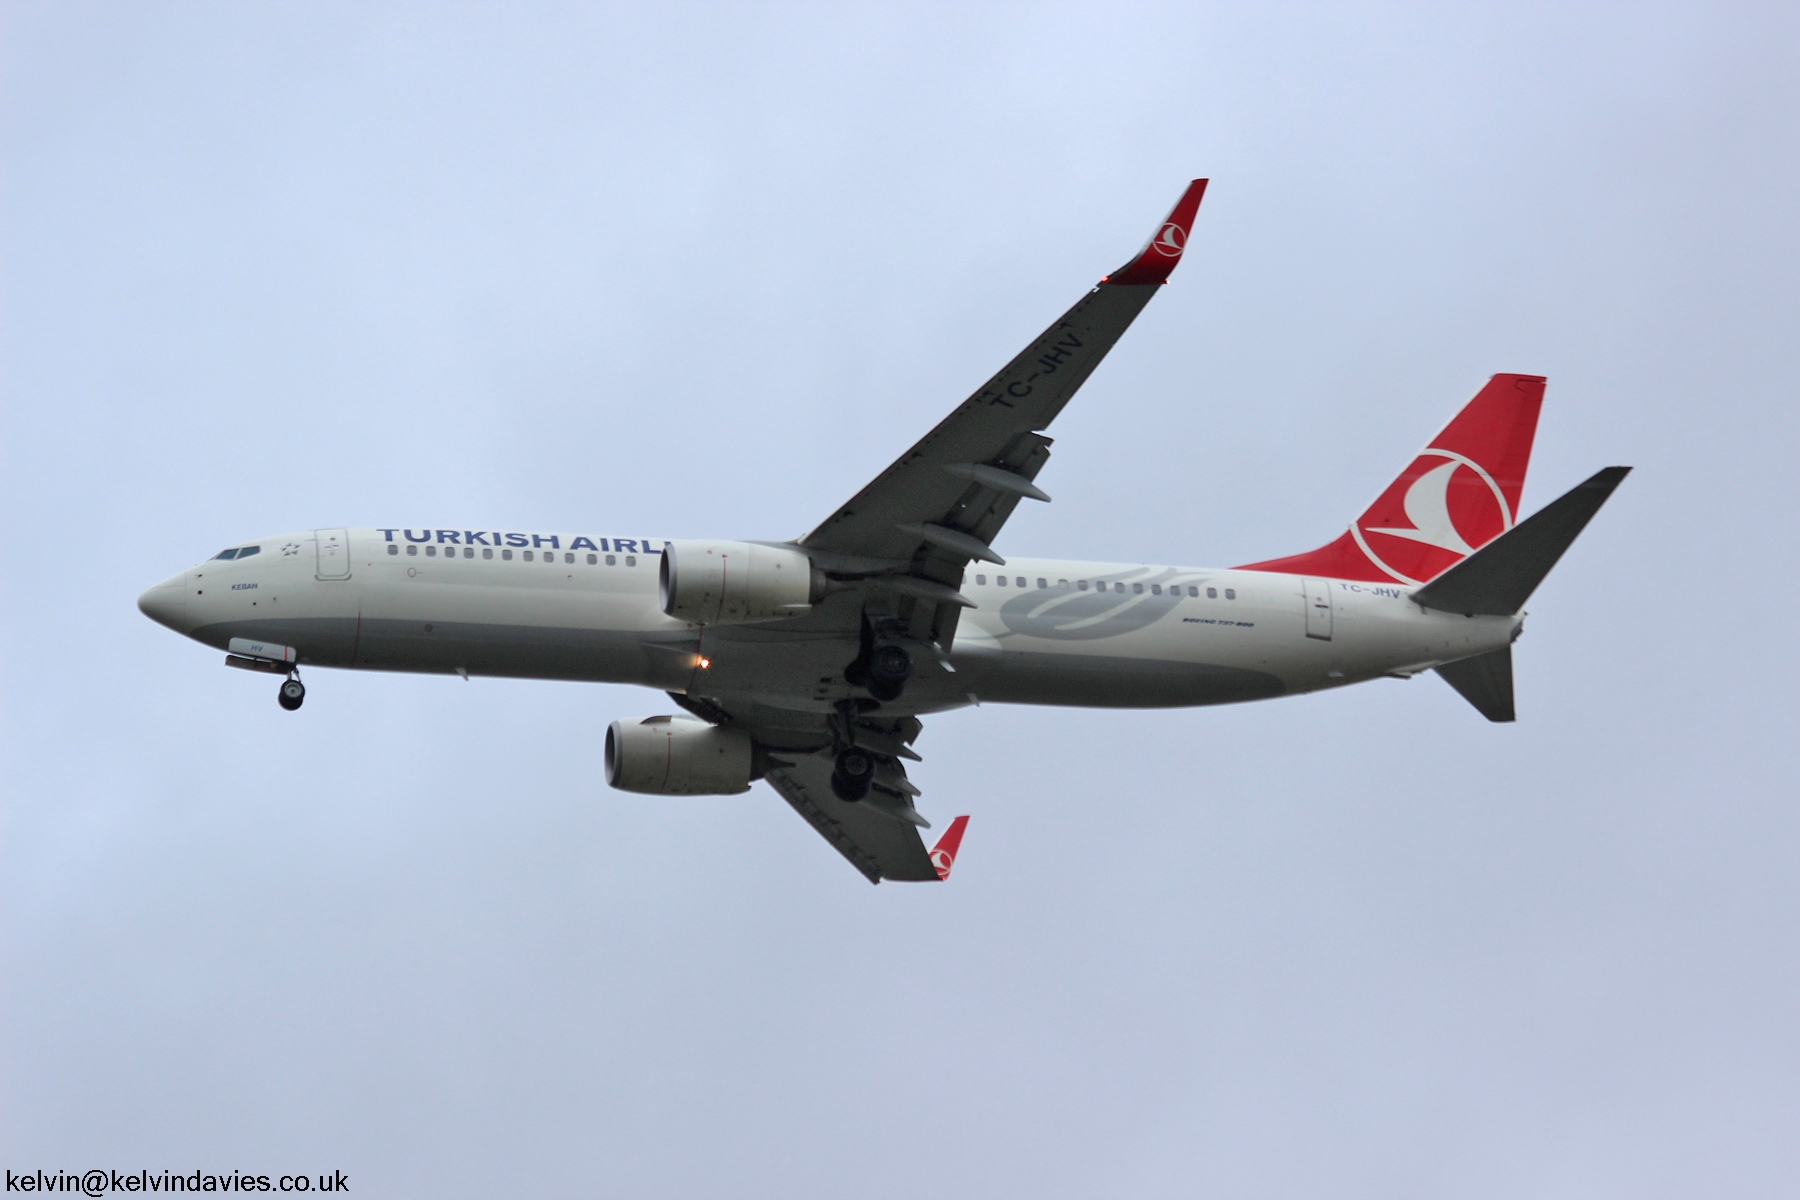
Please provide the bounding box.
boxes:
[929,816,970,881]
[1237,374,1546,585]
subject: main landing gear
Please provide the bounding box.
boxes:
[830,747,877,802]
[277,673,306,712]
[845,640,914,702]
[865,643,913,702]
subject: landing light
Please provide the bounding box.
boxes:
[698,656,711,668]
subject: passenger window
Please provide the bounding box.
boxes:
[587,553,597,564]
[407,544,418,556]
[1206,587,1217,598]
[214,548,237,560]
[976,574,987,585]
[1058,579,1069,589]
[1151,584,1162,595]
[237,546,260,558]
[523,550,533,561]
[1114,582,1125,593]
[387,545,398,556]
[426,545,437,557]
[564,552,574,563]
[1015,577,1025,588]
[502,549,513,560]
[461,547,470,558]
[1225,588,1236,600]
[1037,578,1047,589]
[997,576,1007,587]
[626,556,636,567]
[483,548,493,559]
[605,554,616,565]
[1076,580,1087,591]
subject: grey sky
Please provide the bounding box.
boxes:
[5,3,1798,1196]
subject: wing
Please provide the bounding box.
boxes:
[763,750,940,884]
[690,184,1207,883]
[802,179,1208,579]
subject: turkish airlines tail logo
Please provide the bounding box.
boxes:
[930,816,970,881]
[1352,451,1510,583]
[1236,374,1546,585]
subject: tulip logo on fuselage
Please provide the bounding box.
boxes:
[992,570,1201,642]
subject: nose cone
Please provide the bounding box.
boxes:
[137,573,189,632]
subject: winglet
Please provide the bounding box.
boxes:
[1104,179,1208,286]
[929,816,970,881]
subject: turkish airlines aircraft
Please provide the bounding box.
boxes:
[137,180,1629,883]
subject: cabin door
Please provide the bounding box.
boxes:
[315,529,352,580]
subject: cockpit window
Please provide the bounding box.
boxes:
[212,545,261,561]
[214,548,238,560]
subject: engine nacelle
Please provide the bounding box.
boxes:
[659,540,822,625]
[604,715,754,795]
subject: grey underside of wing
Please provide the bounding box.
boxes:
[802,282,1160,561]
[763,756,938,884]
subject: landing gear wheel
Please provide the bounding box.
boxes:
[830,748,877,802]
[278,678,306,711]
[866,644,913,702]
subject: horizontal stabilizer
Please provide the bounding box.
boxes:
[1410,467,1630,616]
[1434,647,1515,722]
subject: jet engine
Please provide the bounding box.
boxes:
[659,540,825,625]
[604,715,755,796]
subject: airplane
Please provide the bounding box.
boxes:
[136,179,1630,884]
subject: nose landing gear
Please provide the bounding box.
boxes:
[277,674,306,711]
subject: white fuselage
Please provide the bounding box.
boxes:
[138,528,1518,717]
